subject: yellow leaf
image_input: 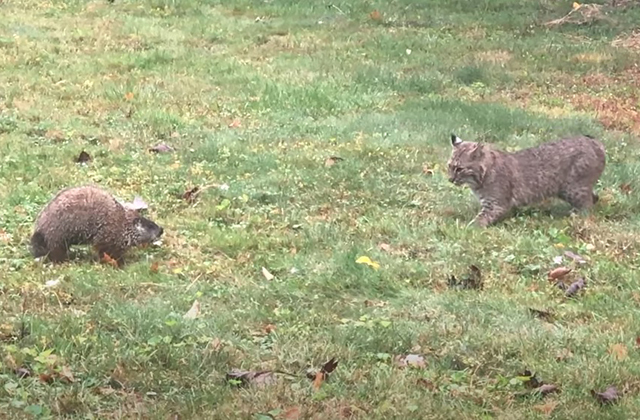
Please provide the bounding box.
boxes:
[124,92,134,100]
[572,2,581,10]
[355,256,380,270]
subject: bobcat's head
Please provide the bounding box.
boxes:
[447,134,488,189]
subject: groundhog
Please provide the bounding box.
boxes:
[30,185,164,265]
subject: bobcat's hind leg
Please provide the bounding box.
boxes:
[560,187,596,211]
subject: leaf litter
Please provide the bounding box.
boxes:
[591,386,620,405]
[149,143,174,153]
[565,277,585,298]
[75,150,92,164]
[394,354,426,369]
[448,265,482,290]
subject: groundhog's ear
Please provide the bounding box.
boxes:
[451,134,463,147]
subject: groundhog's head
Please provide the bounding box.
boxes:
[126,209,164,246]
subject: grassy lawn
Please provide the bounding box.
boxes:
[2,0,640,418]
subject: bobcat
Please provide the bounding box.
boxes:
[447,134,606,227]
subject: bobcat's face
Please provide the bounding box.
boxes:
[448,134,486,188]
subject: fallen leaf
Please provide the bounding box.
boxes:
[59,365,74,383]
[521,370,542,389]
[44,278,61,288]
[183,300,200,320]
[123,196,148,211]
[182,186,200,203]
[14,367,31,378]
[149,143,174,153]
[535,384,560,396]
[609,343,628,361]
[528,308,554,322]
[283,407,301,420]
[591,386,620,405]
[324,156,344,167]
[548,266,572,280]
[124,92,134,101]
[448,265,482,290]
[228,118,241,128]
[39,373,54,384]
[306,357,339,385]
[45,129,65,142]
[226,369,277,388]
[416,378,436,391]
[369,9,382,21]
[565,277,585,297]
[312,370,324,390]
[355,256,380,270]
[261,267,275,281]
[619,183,632,195]
[264,324,276,334]
[555,348,574,362]
[572,2,581,10]
[150,262,159,273]
[422,164,434,176]
[636,337,640,348]
[564,251,587,264]
[394,354,426,369]
[533,401,558,416]
[102,253,119,268]
[378,243,392,252]
[75,150,92,163]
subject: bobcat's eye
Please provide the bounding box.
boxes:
[455,166,462,173]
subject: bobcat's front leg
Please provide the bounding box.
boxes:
[471,199,509,228]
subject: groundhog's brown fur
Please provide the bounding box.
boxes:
[31,186,163,264]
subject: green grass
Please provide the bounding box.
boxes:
[1,0,640,418]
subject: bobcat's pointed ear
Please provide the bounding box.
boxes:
[451,134,463,147]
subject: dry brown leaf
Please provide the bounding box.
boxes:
[394,354,426,368]
[45,129,65,142]
[261,267,275,281]
[183,300,201,320]
[102,253,119,268]
[312,370,324,390]
[59,365,75,383]
[149,143,175,153]
[369,9,382,21]
[182,186,200,203]
[324,156,344,167]
[620,183,632,194]
[124,92,134,101]
[548,266,572,280]
[422,164,434,176]
[591,386,620,405]
[228,118,241,128]
[555,348,574,362]
[609,343,628,361]
[533,401,558,416]
[378,243,392,252]
[264,324,276,334]
[150,262,159,273]
[283,407,301,420]
[39,373,54,384]
[416,378,436,391]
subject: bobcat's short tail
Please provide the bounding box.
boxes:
[30,231,49,258]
